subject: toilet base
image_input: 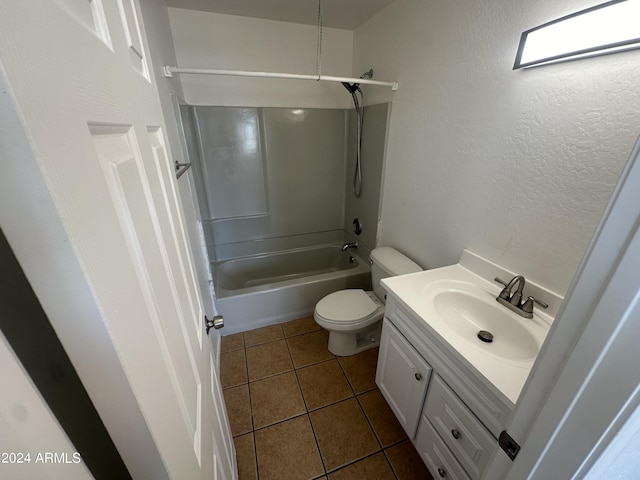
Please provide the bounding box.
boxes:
[327,322,382,356]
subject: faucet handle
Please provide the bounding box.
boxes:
[521,296,549,315]
[494,277,512,300]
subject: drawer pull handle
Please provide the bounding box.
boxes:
[438,467,447,477]
[451,429,461,440]
[415,372,422,381]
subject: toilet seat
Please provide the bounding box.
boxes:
[314,289,384,331]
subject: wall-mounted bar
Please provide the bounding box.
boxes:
[175,161,192,179]
[163,66,399,91]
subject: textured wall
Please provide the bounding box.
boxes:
[168,8,354,109]
[354,0,640,294]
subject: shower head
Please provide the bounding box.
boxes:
[341,69,373,95]
[360,69,373,79]
[341,82,360,94]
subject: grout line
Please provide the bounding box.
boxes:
[328,450,396,478]
[289,338,328,476]
[283,335,297,376]
[307,411,329,476]
[355,392,385,452]
[242,342,259,480]
[382,446,402,480]
[336,356,358,397]
[251,411,308,434]
[292,358,314,413]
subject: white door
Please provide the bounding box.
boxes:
[0,1,233,478]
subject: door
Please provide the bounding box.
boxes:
[0,1,233,478]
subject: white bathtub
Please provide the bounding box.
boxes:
[214,245,371,334]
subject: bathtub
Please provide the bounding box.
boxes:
[214,245,371,334]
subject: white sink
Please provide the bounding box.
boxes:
[432,288,540,361]
[380,252,559,404]
[381,269,552,369]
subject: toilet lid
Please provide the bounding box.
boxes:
[315,289,380,324]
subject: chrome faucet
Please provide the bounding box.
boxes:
[494,275,548,319]
[341,241,358,252]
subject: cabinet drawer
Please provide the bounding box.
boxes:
[424,375,495,479]
[415,417,471,480]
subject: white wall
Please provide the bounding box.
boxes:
[168,8,354,108]
[354,0,640,294]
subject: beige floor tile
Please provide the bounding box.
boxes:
[255,415,324,480]
[221,332,245,353]
[338,348,379,394]
[358,389,407,447]
[223,384,252,437]
[244,324,284,347]
[220,349,248,388]
[296,359,354,411]
[246,340,293,381]
[250,372,306,429]
[328,452,396,480]
[282,316,321,337]
[287,330,335,368]
[385,440,434,480]
[234,432,257,480]
[310,398,380,472]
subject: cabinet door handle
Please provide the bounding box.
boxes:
[414,372,422,381]
[438,467,447,477]
[451,429,461,440]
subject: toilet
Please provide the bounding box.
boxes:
[314,247,422,356]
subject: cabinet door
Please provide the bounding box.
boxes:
[376,319,432,438]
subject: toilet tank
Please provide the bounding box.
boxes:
[370,247,422,302]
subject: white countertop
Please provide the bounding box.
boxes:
[381,252,560,405]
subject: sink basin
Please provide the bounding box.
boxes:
[380,255,558,404]
[431,288,540,361]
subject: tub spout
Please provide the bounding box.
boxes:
[341,242,358,252]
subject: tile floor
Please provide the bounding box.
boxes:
[220,316,434,480]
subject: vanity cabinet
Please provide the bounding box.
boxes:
[376,298,513,480]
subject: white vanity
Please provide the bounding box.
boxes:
[375,250,562,480]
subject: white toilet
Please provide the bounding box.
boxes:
[314,247,422,356]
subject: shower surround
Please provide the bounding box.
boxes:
[181,103,390,333]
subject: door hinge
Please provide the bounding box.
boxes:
[499,430,521,461]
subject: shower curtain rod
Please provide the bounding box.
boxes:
[162,66,399,91]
